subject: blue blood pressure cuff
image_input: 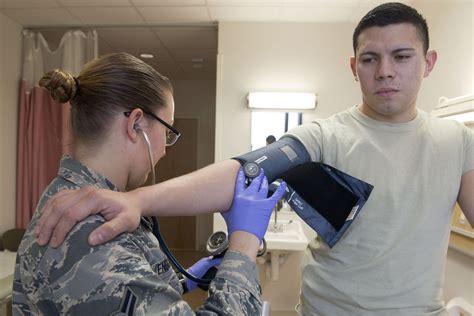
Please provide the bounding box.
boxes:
[233,137,374,248]
[233,137,311,183]
[272,163,373,248]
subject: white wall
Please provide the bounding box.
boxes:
[415,0,474,109]
[0,12,22,236]
[215,22,359,162]
[214,1,473,312]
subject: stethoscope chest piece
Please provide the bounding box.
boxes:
[243,162,260,179]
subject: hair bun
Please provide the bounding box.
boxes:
[39,69,79,103]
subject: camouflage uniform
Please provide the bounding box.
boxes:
[13,156,262,315]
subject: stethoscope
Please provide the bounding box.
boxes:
[137,127,266,289]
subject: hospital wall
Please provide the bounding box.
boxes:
[214,1,473,311]
[0,12,22,235]
[415,1,473,108]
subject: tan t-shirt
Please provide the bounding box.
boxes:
[287,106,474,315]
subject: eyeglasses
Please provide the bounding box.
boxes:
[124,109,181,146]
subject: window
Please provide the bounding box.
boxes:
[251,111,302,150]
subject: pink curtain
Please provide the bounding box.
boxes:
[16,80,72,229]
[15,29,96,228]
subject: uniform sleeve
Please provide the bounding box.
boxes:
[125,251,263,315]
[196,250,263,315]
[42,219,262,315]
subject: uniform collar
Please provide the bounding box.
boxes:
[58,155,118,191]
[58,155,153,231]
[59,156,154,231]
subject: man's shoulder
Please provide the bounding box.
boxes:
[285,108,355,143]
[424,113,472,138]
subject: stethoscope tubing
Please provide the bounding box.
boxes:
[139,128,267,286]
[151,216,213,285]
[139,128,212,285]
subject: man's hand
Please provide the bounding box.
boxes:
[35,186,143,247]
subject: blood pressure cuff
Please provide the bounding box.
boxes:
[272,163,373,248]
[233,137,311,183]
[233,137,374,248]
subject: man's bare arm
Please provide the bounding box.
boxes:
[139,159,241,216]
[36,159,241,247]
[458,169,474,227]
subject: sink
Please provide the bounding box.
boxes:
[260,219,309,280]
[264,219,309,251]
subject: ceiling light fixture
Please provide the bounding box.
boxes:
[139,53,154,59]
[248,92,317,110]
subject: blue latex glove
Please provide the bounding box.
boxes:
[185,256,223,292]
[221,168,286,241]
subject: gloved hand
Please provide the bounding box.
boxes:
[221,168,286,241]
[185,256,223,292]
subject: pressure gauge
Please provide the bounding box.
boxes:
[206,231,229,256]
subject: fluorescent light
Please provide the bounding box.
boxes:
[432,94,474,124]
[248,92,316,110]
[139,53,154,59]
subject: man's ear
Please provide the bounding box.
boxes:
[423,50,437,78]
[350,56,358,81]
[126,109,144,143]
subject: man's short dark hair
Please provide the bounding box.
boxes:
[266,135,276,144]
[353,2,429,55]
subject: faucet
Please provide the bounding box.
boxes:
[273,199,284,231]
